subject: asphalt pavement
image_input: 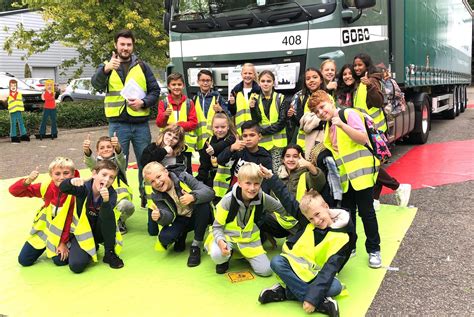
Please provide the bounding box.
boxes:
[0,89,473,316]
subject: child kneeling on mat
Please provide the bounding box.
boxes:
[205,162,296,276]
[143,162,214,267]
[60,160,124,273]
[258,190,355,317]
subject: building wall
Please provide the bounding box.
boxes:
[0,9,95,84]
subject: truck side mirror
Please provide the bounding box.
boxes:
[354,0,376,9]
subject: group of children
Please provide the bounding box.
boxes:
[5,78,58,143]
[9,54,413,316]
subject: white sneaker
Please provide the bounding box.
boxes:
[368,251,382,268]
[396,184,412,207]
[350,249,356,258]
[373,199,381,212]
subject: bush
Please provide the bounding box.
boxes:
[0,100,107,137]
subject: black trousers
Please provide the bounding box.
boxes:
[373,167,400,199]
[342,182,380,253]
[158,203,212,247]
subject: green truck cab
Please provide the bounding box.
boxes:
[164,0,472,144]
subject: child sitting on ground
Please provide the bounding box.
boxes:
[143,162,214,267]
[9,157,78,267]
[204,162,297,276]
[60,160,123,273]
[258,190,355,317]
[83,133,134,234]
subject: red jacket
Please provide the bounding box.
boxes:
[156,94,198,131]
[9,178,76,244]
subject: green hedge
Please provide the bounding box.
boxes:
[0,100,107,137]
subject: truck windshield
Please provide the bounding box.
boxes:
[173,0,335,24]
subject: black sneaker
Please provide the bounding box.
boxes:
[187,246,201,267]
[215,261,230,274]
[103,250,124,269]
[173,233,187,252]
[317,297,339,317]
[118,218,128,235]
[20,134,30,142]
[140,195,147,209]
[258,283,286,304]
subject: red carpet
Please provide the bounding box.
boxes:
[467,103,474,109]
[382,139,474,194]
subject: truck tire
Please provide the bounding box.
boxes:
[455,86,461,117]
[443,88,456,119]
[408,93,430,144]
[460,85,466,113]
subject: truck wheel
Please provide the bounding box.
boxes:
[455,86,461,116]
[460,85,466,113]
[408,93,430,144]
[443,88,456,119]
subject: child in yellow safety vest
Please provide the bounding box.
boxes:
[252,70,289,172]
[60,160,124,273]
[258,190,355,317]
[9,157,77,267]
[6,79,29,143]
[310,90,382,269]
[156,72,202,174]
[205,162,298,276]
[83,133,134,235]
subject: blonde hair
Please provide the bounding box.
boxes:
[211,112,238,139]
[241,63,256,76]
[320,59,336,71]
[45,79,55,93]
[48,157,75,175]
[142,161,166,179]
[237,162,263,184]
[155,124,186,156]
[309,90,334,113]
[299,190,326,215]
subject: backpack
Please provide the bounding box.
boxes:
[338,108,391,163]
[380,79,406,118]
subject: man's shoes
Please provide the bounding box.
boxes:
[173,233,187,252]
[20,134,30,141]
[317,297,339,317]
[35,134,44,140]
[118,218,128,235]
[368,251,382,268]
[103,250,124,269]
[258,283,286,304]
[215,261,230,274]
[373,199,381,212]
[51,134,57,140]
[395,184,412,207]
[11,136,20,143]
[187,246,201,267]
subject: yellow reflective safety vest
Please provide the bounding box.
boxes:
[195,94,217,150]
[104,62,149,118]
[234,91,257,133]
[353,82,387,132]
[213,164,232,198]
[281,223,349,282]
[204,194,265,258]
[7,92,24,113]
[323,109,379,193]
[113,177,133,204]
[27,181,75,257]
[164,98,199,152]
[70,197,123,262]
[258,92,287,151]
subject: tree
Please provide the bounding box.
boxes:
[3,1,169,77]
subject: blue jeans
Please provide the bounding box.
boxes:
[270,255,342,303]
[109,121,151,195]
[10,111,27,137]
[18,241,67,267]
[39,108,57,135]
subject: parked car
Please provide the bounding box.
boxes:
[158,80,168,96]
[59,78,105,102]
[24,78,60,98]
[0,72,43,111]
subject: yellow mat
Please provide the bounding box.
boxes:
[0,169,417,317]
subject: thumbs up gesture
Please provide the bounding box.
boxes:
[111,131,121,153]
[165,102,173,116]
[25,166,40,185]
[361,71,371,86]
[212,102,223,113]
[179,189,195,206]
[205,141,215,156]
[83,133,92,156]
[104,51,120,73]
[298,153,311,169]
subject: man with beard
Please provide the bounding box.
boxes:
[92,29,160,208]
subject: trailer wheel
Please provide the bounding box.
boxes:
[443,88,457,120]
[460,85,466,113]
[408,93,430,144]
[455,86,461,117]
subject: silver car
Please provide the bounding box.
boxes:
[59,78,105,102]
